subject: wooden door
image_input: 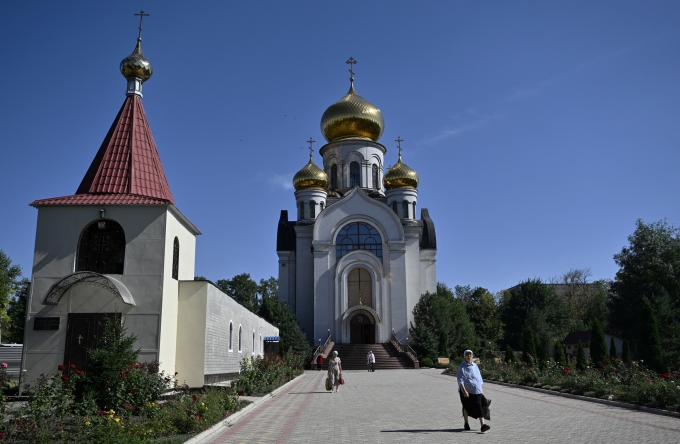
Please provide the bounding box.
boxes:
[63,313,118,375]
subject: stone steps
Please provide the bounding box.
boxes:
[318,343,415,370]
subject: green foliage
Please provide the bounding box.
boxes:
[554,340,566,366]
[554,269,610,331]
[609,337,618,359]
[535,339,546,368]
[504,345,515,363]
[622,339,633,364]
[639,299,665,373]
[0,250,22,341]
[522,327,537,364]
[4,277,29,343]
[500,279,572,353]
[233,351,305,395]
[609,219,680,369]
[409,283,477,361]
[216,273,259,312]
[420,357,434,367]
[455,285,504,345]
[590,318,609,368]
[576,341,588,370]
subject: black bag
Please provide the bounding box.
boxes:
[481,395,491,420]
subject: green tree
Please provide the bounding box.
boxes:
[522,327,537,363]
[551,269,610,331]
[504,344,515,363]
[535,339,546,368]
[216,273,259,313]
[500,279,572,353]
[0,250,22,342]
[410,283,477,361]
[639,299,665,373]
[609,219,680,369]
[455,285,504,346]
[622,339,633,364]
[589,318,609,368]
[4,278,29,344]
[554,340,567,366]
[576,340,587,370]
[609,337,618,359]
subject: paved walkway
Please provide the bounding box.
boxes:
[206,368,680,443]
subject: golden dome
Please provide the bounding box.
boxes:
[383,155,419,189]
[293,157,328,191]
[120,38,153,81]
[320,84,384,142]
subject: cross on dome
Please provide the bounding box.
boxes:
[135,10,149,40]
[395,136,404,158]
[346,57,357,84]
[307,137,315,158]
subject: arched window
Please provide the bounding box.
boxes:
[309,200,316,219]
[298,201,304,220]
[229,322,233,351]
[350,161,360,187]
[402,201,410,219]
[412,202,417,219]
[172,237,179,280]
[253,332,256,353]
[372,165,379,190]
[336,222,382,262]
[392,202,398,214]
[238,326,242,352]
[320,202,325,211]
[77,219,126,274]
[348,267,373,308]
[331,164,338,189]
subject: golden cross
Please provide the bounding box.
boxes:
[395,137,404,157]
[307,138,315,158]
[134,10,149,39]
[346,57,357,81]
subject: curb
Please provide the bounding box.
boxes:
[184,373,307,444]
[484,379,680,419]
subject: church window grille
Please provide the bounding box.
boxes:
[331,164,338,189]
[336,222,382,262]
[309,201,316,219]
[413,202,417,219]
[392,202,397,214]
[350,162,360,187]
[238,326,242,352]
[229,322,233,351]
[77,219,126,275]
[172,237,179,280]
[348,267,373,308]
[402,201,410,219]
[372,165,379,190]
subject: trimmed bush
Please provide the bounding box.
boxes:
[554,340,566,366]
[576,341,588,370]
[590,318,609,368]
[504,345,515,363]
[421,357,434,368]
[622,339,633,364]
[522,327,537,364]
[609,337,618,359]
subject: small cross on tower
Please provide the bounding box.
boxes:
[395,136,404,158]
[346,57,357,83]
[307,138,315,158]
[134,10,150,39]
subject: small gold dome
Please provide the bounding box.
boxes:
[320,84,384,142]
[120,38,153,81]
[383,155,419,189]
[293,157,328,191]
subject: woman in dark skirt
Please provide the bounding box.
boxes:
[457,350,490,432]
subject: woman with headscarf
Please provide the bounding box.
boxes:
[327,350,343,393]
[456,350,490,432]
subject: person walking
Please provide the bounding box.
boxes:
[327,350,343,393]
[368,351,376,372]
[457,350,490,432]
[316,353,324,371]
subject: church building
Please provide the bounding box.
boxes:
[277,63,437,347]
[20,31,278,389]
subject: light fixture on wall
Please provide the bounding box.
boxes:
[99,208,106,218]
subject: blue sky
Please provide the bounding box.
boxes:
[1,1,679,294]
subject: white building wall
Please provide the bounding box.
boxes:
[294,225,314,342]
[404,225,422,331]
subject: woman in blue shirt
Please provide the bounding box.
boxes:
[456,350,490,432]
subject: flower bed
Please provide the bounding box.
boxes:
[233,352,305,396]
[453,358,680,412]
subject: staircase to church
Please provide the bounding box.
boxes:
[320,343,415,370]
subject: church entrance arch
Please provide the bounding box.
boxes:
[349,311,375,344]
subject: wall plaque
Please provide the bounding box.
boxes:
[34,317,60,330]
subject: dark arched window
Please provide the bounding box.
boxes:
[350,161,360,187]
[402,201,410,219]
[172,237,179,280]
[336,222,382,262]
[229,322,233,351]
[77,219,126,274]
[298,201,304,220]
[320,202,325,211]
[331,164,338,189]
[253,332,256,353]
[238,326,242,352]
[413,202,417,219]
[392,202,398,214]
[372,165,379,190]
[309,201,316,219]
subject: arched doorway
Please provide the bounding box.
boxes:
[350,312,375,344]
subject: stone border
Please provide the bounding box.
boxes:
[484,379,680,419]
[185,373,307,444]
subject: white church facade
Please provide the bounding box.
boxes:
[277,66,437,346]
[20,35,278,390]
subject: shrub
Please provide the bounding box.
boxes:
[554,340,566,366]
[504,345,515,363]
[522,327,537,364]
[233,350,304,395]
[639,299,665,373]
[590,318,609,368]
[421,357,434,367]
[622,339,633,364]
[610,337,618,359]
[576,341,587,370]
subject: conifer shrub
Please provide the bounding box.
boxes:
[639,299,665,373]
[535,340,546,369]
[421,357,434,368]
[609,337,618,359]
[589,318,609,368]
[576,341,588,370]
[504,345,515,363]
[522,327,537,364]
[554,340,566,366]
[622,340,633,364]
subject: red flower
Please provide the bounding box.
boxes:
[131,389,137,395]
[0,431,5,438]
[192,395,197,403]
[238,390,244,396]
[61,375,68,382]
[70,364,76,370]
[58,365,65,371]
[196,416,201,421]
[661,373,670,379]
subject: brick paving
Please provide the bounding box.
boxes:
[206,368,680,443]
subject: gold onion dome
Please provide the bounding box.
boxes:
[320,84,384,142]
[383,155,419,190]
[293,157,328,191]
[120,38,153,81]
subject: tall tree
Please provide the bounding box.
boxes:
[609,219,680,369]
[551,268,610,331]
[410,283,477,361]
[4,278,29,344]
[500,279,572,352]
[455,285,504,347]
[0,250,22,343]
[639,299,665,373]
[622,340,633,364]
[522,327,537,363]
[216,273,259,313]
[609,337,618,359]
[589,318,609,368]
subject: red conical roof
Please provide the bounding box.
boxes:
[31,95,175,206]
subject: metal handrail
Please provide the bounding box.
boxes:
[312,331,332,364]
[391,331,418,363]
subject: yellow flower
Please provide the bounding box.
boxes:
[201,402,205,406]
[109,409,115,415]
[85,421,91,426]
[114,418,120,423]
